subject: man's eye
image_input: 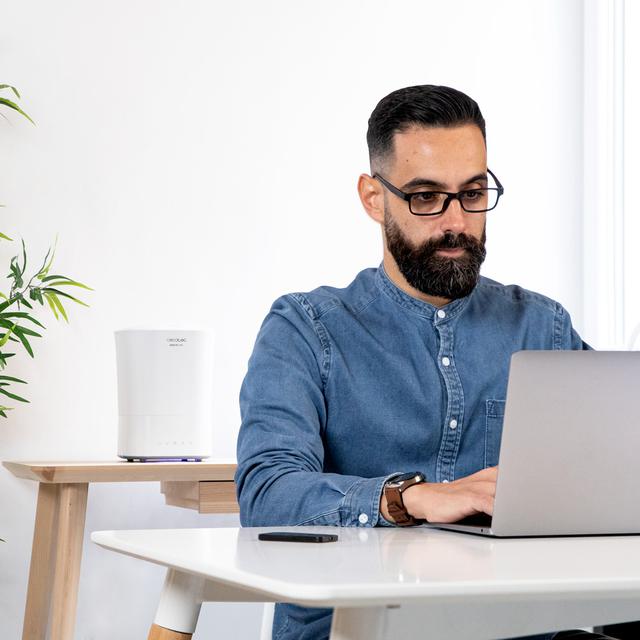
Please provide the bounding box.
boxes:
[462,190,484,201]
[413,192,439,202]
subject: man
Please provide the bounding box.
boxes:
[235,85,617,640]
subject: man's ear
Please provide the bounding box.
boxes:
[357,173,385,224]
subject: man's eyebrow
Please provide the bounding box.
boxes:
[401,173,488,190]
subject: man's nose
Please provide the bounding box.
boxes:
[439,196,467,233]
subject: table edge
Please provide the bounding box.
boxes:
[3,460,237,483]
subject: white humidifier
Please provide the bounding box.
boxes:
[115,328,214,461]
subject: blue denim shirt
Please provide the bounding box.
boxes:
[235,264,590,640]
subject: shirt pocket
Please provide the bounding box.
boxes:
[485,399,506,467]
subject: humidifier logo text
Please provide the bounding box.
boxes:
[166,337,188,347]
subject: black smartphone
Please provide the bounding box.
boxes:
[258,531,338,543]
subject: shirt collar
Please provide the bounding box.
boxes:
[375,262,473,320]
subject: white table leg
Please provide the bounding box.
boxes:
[330,606,389,640]
[152,569,204,637]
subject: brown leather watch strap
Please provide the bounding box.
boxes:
[384,473,425,526]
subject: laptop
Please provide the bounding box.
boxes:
[426,350,640,537]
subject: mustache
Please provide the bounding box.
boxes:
[427,232,480,252]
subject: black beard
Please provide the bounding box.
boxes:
[384,212,487,300]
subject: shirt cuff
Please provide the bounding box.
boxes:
[342,472,403,527]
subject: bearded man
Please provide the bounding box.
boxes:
[235,85,606,640]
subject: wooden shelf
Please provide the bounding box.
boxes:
[3,460,237,484]
[161,481,239,513]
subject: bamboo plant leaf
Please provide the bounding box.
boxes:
[39,274,72,282]
[36,236,57,280]
[20,238,27,277]
[9,258,23,288]
[0,296,17,312]
[0,323,17,347]
[40,279,94,291]
[0,386,29,402]
[46,292,68,322]
[0,232,12,241]
[0,318,38,336]
[0,296,19,313]
[0,375,27,384]
[43,287,89,307]
[7,326,34,357]
[0,354,15,370]
[0,96,35,124]
[0,84,21,98]
[43,292,60,320]
[0,312,45,328]
[34,247,51,280]
[9,324,42,338]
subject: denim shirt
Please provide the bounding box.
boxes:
[235,264,590,640]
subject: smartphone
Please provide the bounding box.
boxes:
[258,531,338,543]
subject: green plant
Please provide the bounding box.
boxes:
[0,84,34,124]
[1,84,93,417]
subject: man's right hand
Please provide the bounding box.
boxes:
[388,466,498,524]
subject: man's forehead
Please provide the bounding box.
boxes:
[391,123,486,154]
[389,124,487,185]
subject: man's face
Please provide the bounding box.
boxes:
[379,124,488,301]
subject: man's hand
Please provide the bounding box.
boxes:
[381,467,498,524]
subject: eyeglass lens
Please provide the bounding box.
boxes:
[410,189,499,215]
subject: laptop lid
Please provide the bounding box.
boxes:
[431,351,640,537]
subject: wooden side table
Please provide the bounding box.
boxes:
[3,460,237,640]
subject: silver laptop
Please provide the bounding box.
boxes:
[427,351,640,537]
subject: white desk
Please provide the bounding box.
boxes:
[91,526,640,640]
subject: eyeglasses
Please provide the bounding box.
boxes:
[373,169,504,217]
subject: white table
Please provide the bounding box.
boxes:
[91,525,640,640]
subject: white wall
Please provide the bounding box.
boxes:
[0,1,584,637]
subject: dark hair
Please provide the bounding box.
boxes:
[366,85,486,171]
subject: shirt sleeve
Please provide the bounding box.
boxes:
[555,303,593,351]
[235,294,399,528]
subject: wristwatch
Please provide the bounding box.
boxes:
[383,471,426,526]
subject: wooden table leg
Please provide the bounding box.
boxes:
[148,623,193,639]
[22,483,62,640]
[49,482,89,640]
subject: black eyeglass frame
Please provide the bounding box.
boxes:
[373,168,505,217]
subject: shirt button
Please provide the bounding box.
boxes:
[437,310,446,319]
[442,356,451,367]
[358,513,369,525]
[449,419,458,429]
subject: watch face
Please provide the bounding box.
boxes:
[388,472,424,488]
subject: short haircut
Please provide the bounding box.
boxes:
[366,84,486,172]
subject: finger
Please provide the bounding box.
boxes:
[472,494,494,516]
